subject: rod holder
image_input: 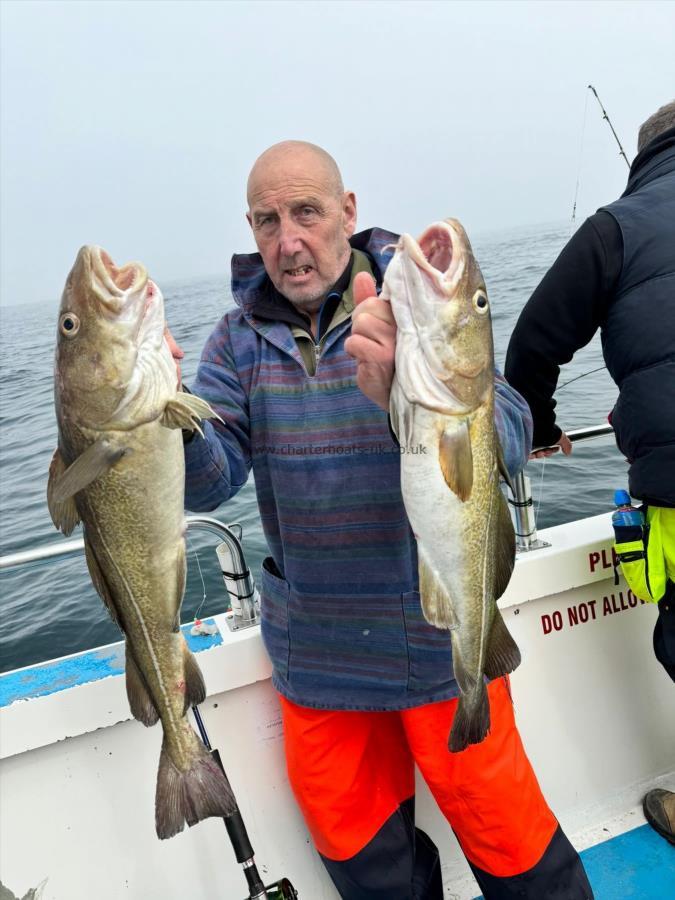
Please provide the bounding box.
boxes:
[508,472,550,552]
[216,541,260,631]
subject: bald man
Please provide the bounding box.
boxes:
[180,142,592,899]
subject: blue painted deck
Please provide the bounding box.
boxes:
[472,823,674,899]
[0,619,222,707]
[580,823,674,899]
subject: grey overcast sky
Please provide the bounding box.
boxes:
[1,0,673,306]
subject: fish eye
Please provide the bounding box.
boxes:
[473,291,489,313]
[59,313,80,336]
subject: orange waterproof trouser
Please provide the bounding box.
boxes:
[279,677,557,877]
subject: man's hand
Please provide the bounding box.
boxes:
[164,325,185,388]
[344,272,397,411]
[530,431,573,460]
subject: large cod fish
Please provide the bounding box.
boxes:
[47,246,236,838]
[384,219,521,752]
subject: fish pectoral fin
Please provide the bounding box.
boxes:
[496,437,515,494]
[494,491,516,599]
[418,546,459,630]
[161,393,223,436]
[439,422,473,501]
[47,449,81,535]
[50,439,129,504]
[389,380,415,448]
[125,643,160,726]
[484,608,521,679]
[84,539,121,626]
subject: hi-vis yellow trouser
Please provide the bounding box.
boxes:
[614,506,675,602]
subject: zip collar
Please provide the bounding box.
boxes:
[250,254,355,341]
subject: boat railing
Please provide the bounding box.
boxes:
[0,515,261,632]
[0,423,617,607]
[510,423,615,552]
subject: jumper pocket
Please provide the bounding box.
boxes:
[614,513,667,603]
[402,591,454,691]
[259,557,290,679]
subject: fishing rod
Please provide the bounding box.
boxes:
[192,705,298,900]
[587,85,631,169]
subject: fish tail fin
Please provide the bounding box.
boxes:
[155,736,237,840]
[125,643,159,726]
[484,609,521,679]
[448,678,490,753]
[182,639,207,713]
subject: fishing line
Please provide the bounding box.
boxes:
[534,455,547,523]
[558,364,606,391]
[186,533,209,621]
[571,88,590,230]
[528,360,607,524]
[570,85,629,233]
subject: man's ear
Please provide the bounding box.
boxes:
[342,191,357,239]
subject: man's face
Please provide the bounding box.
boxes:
[247,153,356,312]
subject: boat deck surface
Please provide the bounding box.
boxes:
[580,824,674,899]
[473,824,674,899]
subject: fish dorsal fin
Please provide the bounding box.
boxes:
[47,449,81,535]
[494,490,516,599]
[49,439,129,504]
[484,608,521,679]
[161,392,223,435]
[439,421,473,501]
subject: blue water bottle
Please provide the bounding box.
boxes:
[611,489,644,541]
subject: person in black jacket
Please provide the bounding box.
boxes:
[505,99,675,847]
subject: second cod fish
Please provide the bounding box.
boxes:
[384,219,521,752]
[47,246,236,838]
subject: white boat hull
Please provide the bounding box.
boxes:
[1,511,674,899]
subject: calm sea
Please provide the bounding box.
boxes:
[0,221,627,673]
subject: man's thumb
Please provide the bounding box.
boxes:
[352,271,377,306]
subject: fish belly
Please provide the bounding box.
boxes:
[400,409,481,627]
[77,423,192,751]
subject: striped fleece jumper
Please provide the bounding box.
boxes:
[183,227,533,711]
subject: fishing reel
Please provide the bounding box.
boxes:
[246,878,298,899]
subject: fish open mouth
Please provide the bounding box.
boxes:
[401,220,464,295]
[98,249,146,293]
[419,225,453,273]
[83,246,150,320]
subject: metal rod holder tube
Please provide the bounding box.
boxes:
[509,472,537,551]
[216,542,260,630]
